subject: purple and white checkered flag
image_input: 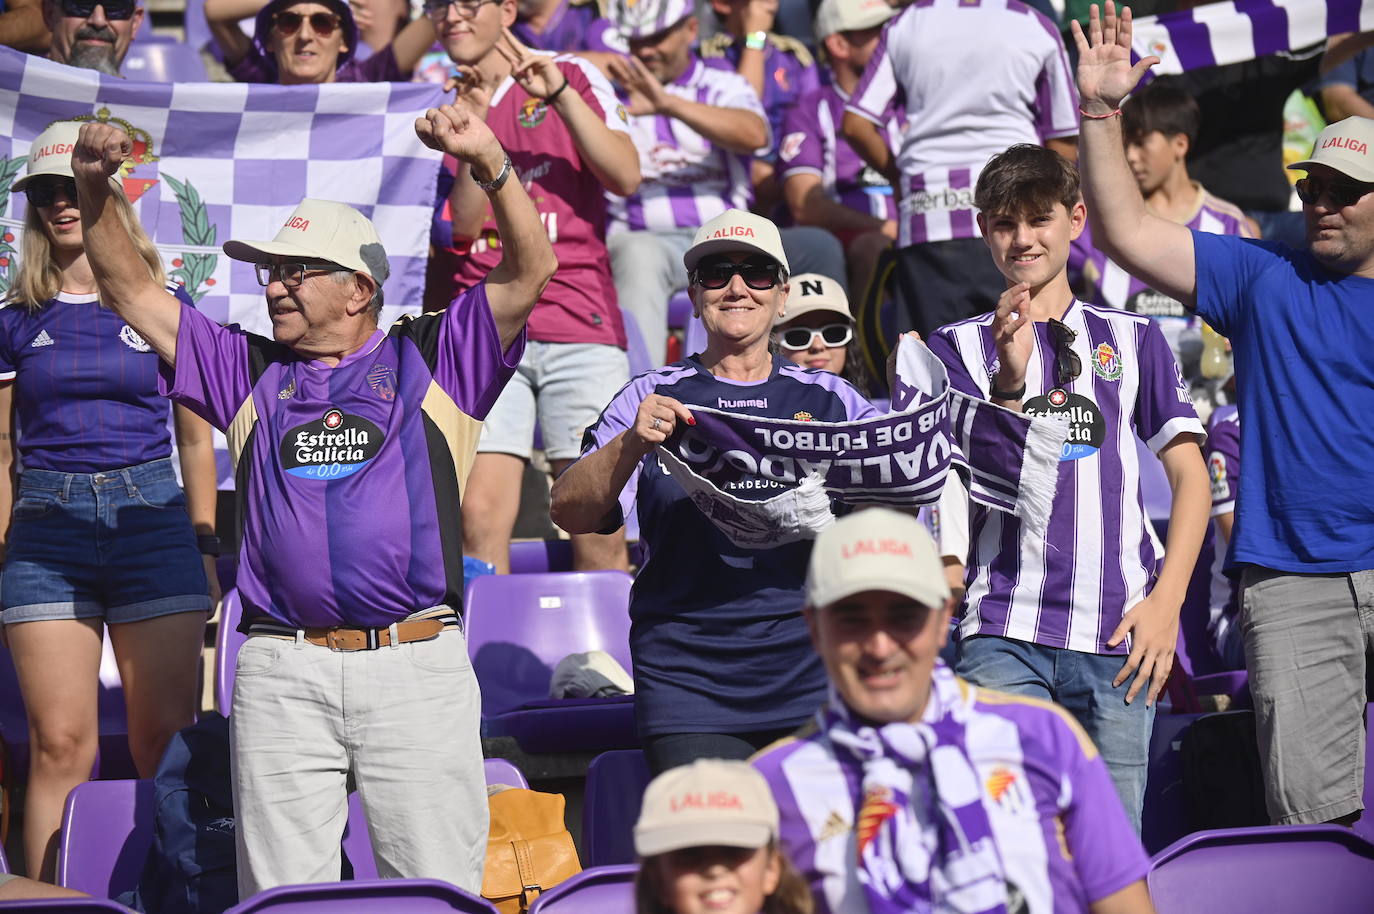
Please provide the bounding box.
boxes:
[0,46,447,335]
[1131,0,1374,76]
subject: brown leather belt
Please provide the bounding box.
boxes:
[303,618,447,651]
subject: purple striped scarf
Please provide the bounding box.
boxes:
[822,665,1009,914]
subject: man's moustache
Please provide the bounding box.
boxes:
[74,25,118,41]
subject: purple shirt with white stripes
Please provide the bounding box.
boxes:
[925,302,1204,655]
[846,0,1078,246]
[607,55,769,233]
[778,84,901,223]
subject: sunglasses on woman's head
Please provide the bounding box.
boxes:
[1294,176,1374,210]
[59,0,136,19]
[692,257,783,291]
[273,10,342,36]
[24,177,79,209]
[777,323,853,351]
[1048,318,1081,389]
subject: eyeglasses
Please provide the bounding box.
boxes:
[59,0,137,19]
[24,177,79,209]
[692,257,784,291]
[1295,176,1374,210]
[422,0,500,21]
[1048,318,1081,389]
[777,323,853,351]
[273,10,342,36]
[255,262,339,287]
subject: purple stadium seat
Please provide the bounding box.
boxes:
[1352,704,1374,843]
[226,878,500,913]
[0,902,136,911]
[620,310,657,377]
[667,290,692,330]
[683,313,707,359]
[527,865,637,914]
[55,778,156,897]
[581,750,651,867]
[509,540,576,576]
[1147,826,1374,913]
[182,0,214,53]
[465,572,637,753]
[215,588,248,715]
[1141,712,1202,856]
[121,42,209,82]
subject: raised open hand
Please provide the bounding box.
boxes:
[1069,1,1159,114]
[605,54,667,116]
[498,27,568,99]
[443,65,494,120]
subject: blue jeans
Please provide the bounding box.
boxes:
[956,635,1154,833]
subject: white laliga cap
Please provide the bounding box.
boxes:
[1289,116,1374,184]
[633,759,779,857]
[776,273,852,326]
[223,198,390,284]
[618,0,693,40]
[805,507,950,611]
[13,121,122,194]
[683,209,790,275]
[814,0,895,41]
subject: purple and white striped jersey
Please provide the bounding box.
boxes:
[846,0,1078,246]
[753,679,1149,914]
[606,56,769,233]
[778,84,902,223]
[1070,186,1253,357]
[1205,404,1241,660]
[925,302,1204,655]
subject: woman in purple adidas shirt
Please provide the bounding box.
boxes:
[0,122,216,881]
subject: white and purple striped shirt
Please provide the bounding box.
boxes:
[607,56,769,233]
[847,0,1079,246]
[925,302,1204,655]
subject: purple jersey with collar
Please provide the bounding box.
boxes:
[160,283,522,628]
[926,302,1204,655]
[778,84,900,223]
[701,33,820,162]
[753,678,1149,914]
[578,355,877,735]
[0,283,194,473]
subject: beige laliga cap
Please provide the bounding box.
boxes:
[805,507,950,610]
[1289,116,1374,183]
[775,273,853,326]
[223,198,391,285]
[683,209,791,276]
[13,121,122,194]
[633,759,779,857]
[814,0,895,41]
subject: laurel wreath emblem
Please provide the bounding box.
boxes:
[0,156,29,296]
[163,173,218,303]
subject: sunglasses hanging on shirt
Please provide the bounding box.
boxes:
[273,10,342,36]
[1048,317,1081,390]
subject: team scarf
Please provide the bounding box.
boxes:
[1131,0,1369,77]
[654,339,1068,550]
[821,664,1008,914]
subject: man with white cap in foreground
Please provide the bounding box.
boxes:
[1075,3,1374,828]
[68,99,556,896]
[752,508,1155,914]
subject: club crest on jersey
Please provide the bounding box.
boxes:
[281,409,384,480]
[616,104,628,123]
[792,410,814,422]
[366,364,396,402]
[119,324,151,353]
[779,131,805,163]
[518,97,548,128]
[1090,342,1123,381]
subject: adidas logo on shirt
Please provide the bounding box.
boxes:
[30,330,54,348]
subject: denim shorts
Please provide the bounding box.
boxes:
[1,457,211,624]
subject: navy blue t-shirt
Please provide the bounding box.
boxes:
[0,284,195,473]
[580,354,878,736]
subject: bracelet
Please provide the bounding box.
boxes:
[471,153,513,193]
[744,30,767,51]
[990,381,1026,401]
[545,78,570,105]
[197,534,223,556]
[1079,106,1122,120]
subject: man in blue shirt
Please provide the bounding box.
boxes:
[1074,3,1374,827]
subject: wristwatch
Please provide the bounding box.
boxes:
[744,30,767,51]
[472,153,513,193]
[197,534,223,557]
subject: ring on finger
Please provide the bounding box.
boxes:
[651,416,662,431]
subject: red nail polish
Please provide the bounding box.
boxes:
[686,416,695,426]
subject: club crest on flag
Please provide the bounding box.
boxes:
[75,107,160,203]
[1091,342,1123,381]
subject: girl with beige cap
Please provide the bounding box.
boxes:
[772,272,870,393]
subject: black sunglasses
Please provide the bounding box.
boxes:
[421,0,500,20]
[59,0,136,18]
[24,177,78,209]
[1048,318,1081,389]
[273,10,342,36]
[1295,176,1374,210]
[777,323,853,351]
[692,257,783,291]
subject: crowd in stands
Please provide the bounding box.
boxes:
[0,0,1372,909]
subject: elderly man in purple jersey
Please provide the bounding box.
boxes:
[67,100,556,896]
[753,508,1156,914]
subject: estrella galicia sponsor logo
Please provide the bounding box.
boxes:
[1126,288,1186,318]
[281,408,383,480]
[1023,389,1105,461]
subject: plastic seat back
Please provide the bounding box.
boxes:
[581,750,651,867]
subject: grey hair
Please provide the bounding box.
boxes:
[330,270,384,321]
